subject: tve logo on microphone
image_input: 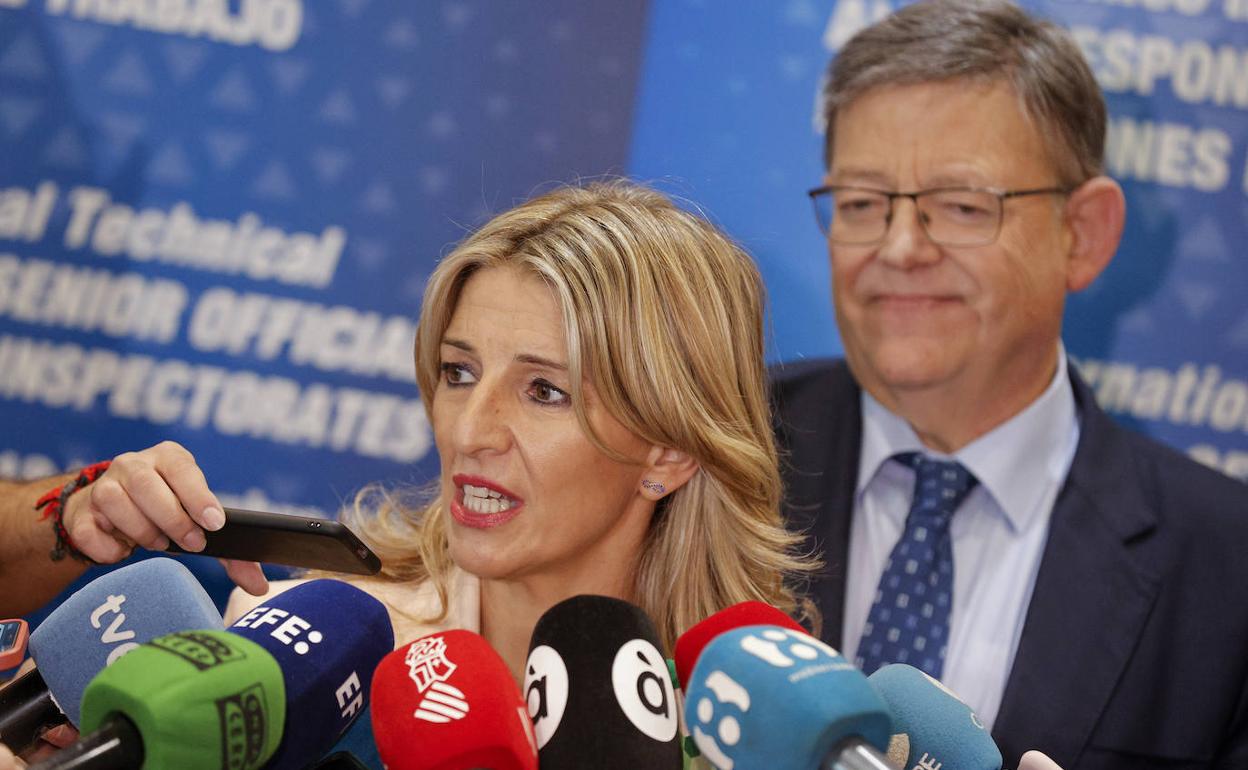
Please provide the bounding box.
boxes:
[403,636,470,723]
[89,593,139,665]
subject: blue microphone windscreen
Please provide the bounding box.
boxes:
[229,578,394,770]
[868,664,1002,770]
[684,625,892,770]
[28,557,222,725]
[325,702,382,769]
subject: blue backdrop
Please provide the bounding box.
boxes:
[2,0,1245,615]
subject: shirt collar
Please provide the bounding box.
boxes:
[857,346,1079,533]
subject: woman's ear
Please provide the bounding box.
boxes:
[1064,175,1126,292]
[638,446,700,500]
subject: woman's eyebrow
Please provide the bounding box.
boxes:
[443,339,567,371]
[515,353,567,371]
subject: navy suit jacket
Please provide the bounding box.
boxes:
[771,358,1248,770]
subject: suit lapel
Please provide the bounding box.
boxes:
[992,373,1163,768]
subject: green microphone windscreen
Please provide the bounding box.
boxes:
[79,630,286,770]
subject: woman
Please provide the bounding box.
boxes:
[230,180,813,676]
[0,181,807,687]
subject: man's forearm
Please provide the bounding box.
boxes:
[0,472,92,617]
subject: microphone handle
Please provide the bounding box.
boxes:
[28,714,144,770]
[0,667,65,754]
[822,737,895,770]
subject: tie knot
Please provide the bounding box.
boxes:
[896,453,978,523]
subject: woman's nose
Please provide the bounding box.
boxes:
[450,380,512,456]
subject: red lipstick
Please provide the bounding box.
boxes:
[449,474,525,529]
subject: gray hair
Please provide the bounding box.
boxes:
[820,0,1105,186]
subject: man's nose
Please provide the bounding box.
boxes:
[876,197,941,268]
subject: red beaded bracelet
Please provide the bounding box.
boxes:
[35,461,112,563]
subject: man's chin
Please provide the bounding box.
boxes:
[848,342,965,394]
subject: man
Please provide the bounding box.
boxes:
[773,1,1248,768]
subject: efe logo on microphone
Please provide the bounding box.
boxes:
[232,605,325,655]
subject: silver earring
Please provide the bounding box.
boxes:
[641,479,666,495]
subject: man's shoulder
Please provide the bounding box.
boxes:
[767,358,864,496]
[1078,399,1248,542]
[768,357,858,413]
[224,577,311,624]
[768,356,851,387]
[1115,422,1247,528]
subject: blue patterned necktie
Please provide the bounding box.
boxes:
[856,453,978,680]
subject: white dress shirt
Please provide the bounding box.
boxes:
[840,350,1081,730]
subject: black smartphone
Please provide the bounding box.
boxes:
[166,507,382,575]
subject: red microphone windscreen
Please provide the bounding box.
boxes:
[370,630,537,770]
[673,601,804,687]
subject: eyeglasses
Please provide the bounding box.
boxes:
[807,184,1073,247]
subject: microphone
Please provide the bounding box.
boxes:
[524,594,682,769]
[1019,750,1065,770]
[228,579,394,770]
[673,601,805,689]
[0,558,222,753]
[319,702,381,769]
[371,629,537,770]
[866,664,1002,770]
[684,624,893,770]
[310,752,372,769]
[31,629,286,770]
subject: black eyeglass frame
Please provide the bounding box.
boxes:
[806,184,1075,246]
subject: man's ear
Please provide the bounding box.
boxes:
[1064,175,1126,292]
[638,446,700,500]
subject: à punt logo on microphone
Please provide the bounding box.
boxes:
[404,636,470,723]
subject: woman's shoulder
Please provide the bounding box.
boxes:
[223,568,481,649]
[223,576,312,624]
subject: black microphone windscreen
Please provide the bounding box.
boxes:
[523,595,681,770]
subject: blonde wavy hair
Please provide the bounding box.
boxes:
[343,180,816,650]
